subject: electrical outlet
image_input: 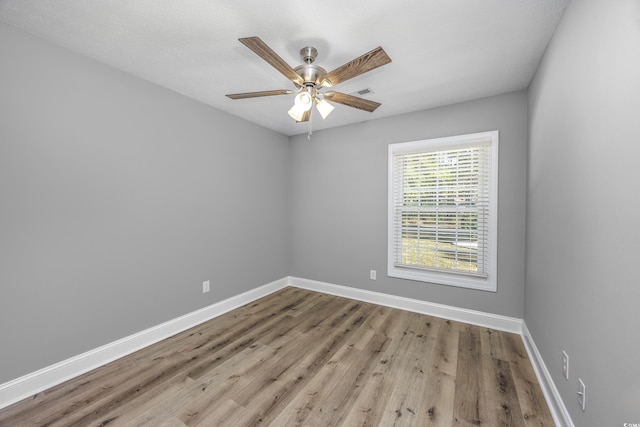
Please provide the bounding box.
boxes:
[370,270,377,280]
[562,351,569,380]
[577,378,586,411]
[202,280,210,293]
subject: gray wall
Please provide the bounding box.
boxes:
[526,0,640,425]
[13,4,639,423]
[289,91,528,318]
[0,23,290,384]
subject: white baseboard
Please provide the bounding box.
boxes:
[0,277,289,410]
[1,275,569,427]
[288,276,523,334]
[521,322,574,427]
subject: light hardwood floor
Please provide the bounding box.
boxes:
[0,287,554,426]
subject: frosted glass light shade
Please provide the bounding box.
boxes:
[294,92,313,111]
[288,104,305,121]
[315,99,335,120]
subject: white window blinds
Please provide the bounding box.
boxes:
[388,131,498,291]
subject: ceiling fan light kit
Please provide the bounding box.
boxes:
[315,97,335,120]
[226,36,391,138]
[295,90,313,111]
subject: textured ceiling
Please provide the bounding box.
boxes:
[0,0,568,136]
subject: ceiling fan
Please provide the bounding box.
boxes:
[226,37,392,129]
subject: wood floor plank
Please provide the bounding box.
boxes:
[452,324,485,425]
[433,318,461,377]
[229,301,376,426]
[124,342,273,426]
[502,334,555,426]
[179,330,315,425]
[0,287,555,426]
[270,329,388,426]
[423,318,459,425]
[389,337,443,425]
[90,298,312,427]
[93,376,194,427]
[342,310,435,426]
[481,356,526,427]
[501,331,541,384]
[156,417,188,427]
[378,312,442,426]
[420,369,457,426]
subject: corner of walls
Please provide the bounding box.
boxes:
[288,91,528,319]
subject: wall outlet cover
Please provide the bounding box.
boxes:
[562,350,569,380]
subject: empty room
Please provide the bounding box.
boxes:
[1,1,638,426]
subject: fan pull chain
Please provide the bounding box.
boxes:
[307,109,313,140]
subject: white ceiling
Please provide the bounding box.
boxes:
[0,0,568,136]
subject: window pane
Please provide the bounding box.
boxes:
[393,141,490,276]
[389,131,498,291]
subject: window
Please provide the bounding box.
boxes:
[388,131,498,291]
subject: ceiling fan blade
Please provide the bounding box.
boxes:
[239,37,304,87]
[323,91,381,112]
[296,109,311,123]
[319,47,391,88]
[226,89,293,100]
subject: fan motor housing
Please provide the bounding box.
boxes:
[294,63,327,86]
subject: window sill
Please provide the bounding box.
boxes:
[388,265,497,292]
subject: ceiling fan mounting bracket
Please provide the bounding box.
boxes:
[300,46,318,64]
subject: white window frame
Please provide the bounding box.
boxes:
[387,131,499,292]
